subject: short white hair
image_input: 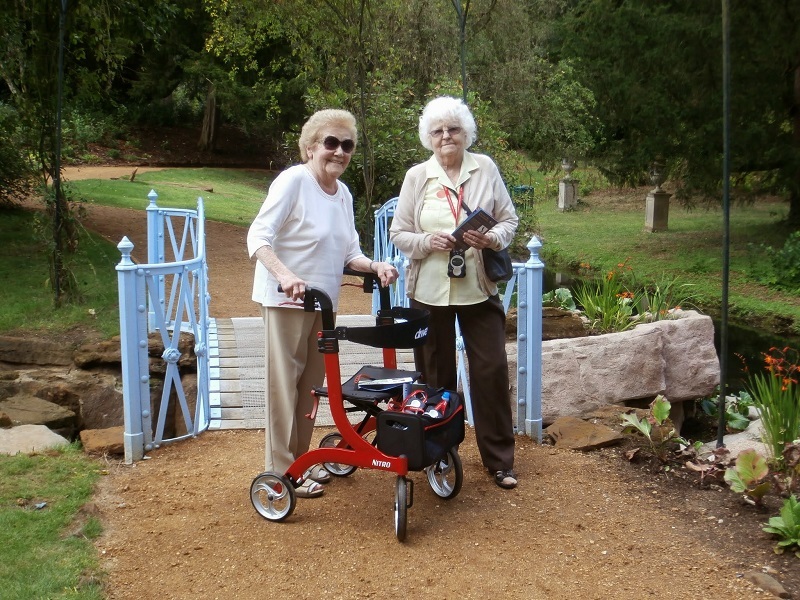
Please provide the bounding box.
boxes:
[418,96,477,151]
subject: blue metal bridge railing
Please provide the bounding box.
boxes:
[116,190,211,463]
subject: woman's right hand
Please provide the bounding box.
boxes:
[278,275,306,301]
[429,232,456,253]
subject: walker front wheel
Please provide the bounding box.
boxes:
[394,476,409,542]
[250,472,296,522]
[319,432,357,477]
[425,448,463,500]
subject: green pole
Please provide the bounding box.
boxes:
[716,0,731,447]
[53,0,68,304]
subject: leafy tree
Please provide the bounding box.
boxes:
[0,0,189,303]
[552,0,800,226]
[204,0,426,215]
[434,0,599,172]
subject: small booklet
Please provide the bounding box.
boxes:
[356,376,414,391]
[451,208,497,250]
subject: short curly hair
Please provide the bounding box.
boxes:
[298,109,358,162]
[417,96,477,151]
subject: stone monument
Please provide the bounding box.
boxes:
[644,160,671,232]
[558,158,578,211]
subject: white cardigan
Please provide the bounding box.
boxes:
[247,164,367,310]
[390,152,518,299]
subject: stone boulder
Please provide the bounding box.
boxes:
[7,369,123,431]
[0,331,197,451]
[544,416,625,450]
[0,395,77,438]
[540,310,719,425]
[542,307,587,340]
[80,426,124,456]
[0,336,74,366]
[698,418,769,462]
[505,306,588,340]
[0,424,70,455]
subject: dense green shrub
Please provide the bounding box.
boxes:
[760,232,800,293]
[0,102,35,206]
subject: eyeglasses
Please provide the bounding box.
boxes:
[429,126,463,139]
[321,136,355,154]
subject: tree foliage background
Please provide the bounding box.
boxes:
[1,0,798,252]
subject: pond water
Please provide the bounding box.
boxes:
[543,268,800,395]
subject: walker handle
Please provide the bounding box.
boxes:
[276,285,335,330]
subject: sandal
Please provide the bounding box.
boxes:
[305,464,331,484]
[492,469,517,489]
[295,479,325,499]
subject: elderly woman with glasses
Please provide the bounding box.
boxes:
[389,96,519,489]
[247,109,398,498]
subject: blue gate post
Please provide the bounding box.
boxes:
[372,198,407,312]
[516,236,544,442]
[146,189,166,331]
[116,237,152,463]
[194,200,212,435]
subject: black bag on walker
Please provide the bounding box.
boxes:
[376,388,465,471]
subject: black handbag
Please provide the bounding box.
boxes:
[482,247,513,282]
[461,200,513,283]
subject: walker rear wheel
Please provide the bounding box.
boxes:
[394,476,409,542]
[250,472,296,522]
[425,448,463,499]
[319,432,357,477]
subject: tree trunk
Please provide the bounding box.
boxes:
[198,86,219,152]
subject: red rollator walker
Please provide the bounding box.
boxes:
[250,272,465,541]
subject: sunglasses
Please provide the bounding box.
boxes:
[429,126,463,139]
[321,136,355,154]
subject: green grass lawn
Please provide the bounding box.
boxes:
[528,188,800,335]
[0,208,121,338]
[0,445,104,599]
[68,167,273,227]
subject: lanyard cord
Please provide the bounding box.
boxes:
[443,185,470,223]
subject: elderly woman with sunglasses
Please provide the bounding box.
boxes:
[247,109,398,498]
[389,96,519,489]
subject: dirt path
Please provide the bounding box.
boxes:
[95,429,765,600]
[69,167,797,599]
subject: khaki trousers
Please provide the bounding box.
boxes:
[261,306,326,472]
